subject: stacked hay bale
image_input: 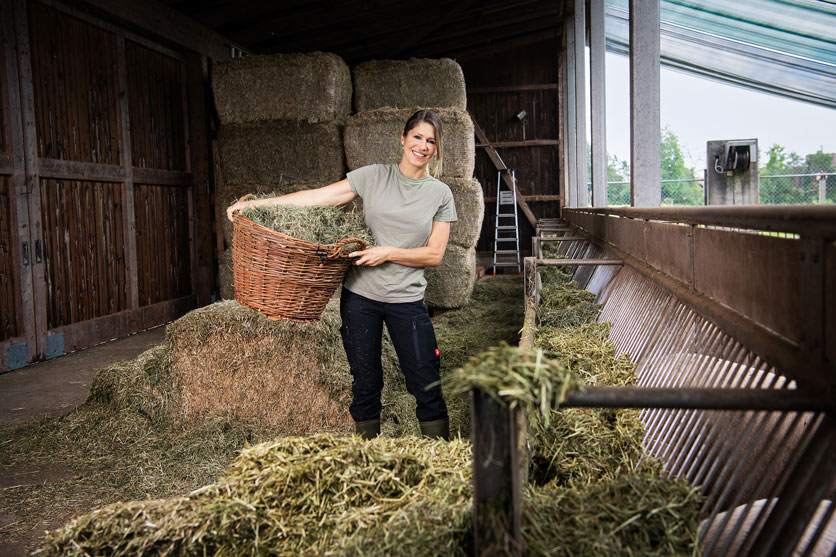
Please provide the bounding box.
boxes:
[212,52,352,297]
[346,58,481,308]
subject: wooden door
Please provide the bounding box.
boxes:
[1,0,204,371]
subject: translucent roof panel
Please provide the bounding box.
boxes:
[605,0,836,109]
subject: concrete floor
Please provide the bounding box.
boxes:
[0,326,167,428]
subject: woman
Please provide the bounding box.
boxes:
[227,109,456,440]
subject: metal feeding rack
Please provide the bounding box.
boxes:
[470,207,836,556]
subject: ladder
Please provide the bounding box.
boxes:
[492,168,521,274]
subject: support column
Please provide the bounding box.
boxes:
[629,0,661,207]
[590,0,607,206]
[573,0,588,207]
[565,18,578,208]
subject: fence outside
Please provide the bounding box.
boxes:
[597,172,836,206]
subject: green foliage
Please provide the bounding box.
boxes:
[660,127,703,206]
[760,144,835,204]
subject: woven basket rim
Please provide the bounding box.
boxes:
[234,212,364,258]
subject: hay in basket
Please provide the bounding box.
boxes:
[233,203,373,322]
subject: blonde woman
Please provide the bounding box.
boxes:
[227,109,456,440]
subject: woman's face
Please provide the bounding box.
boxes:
[400,121,437,171]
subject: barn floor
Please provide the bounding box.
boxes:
[0,326,166,556]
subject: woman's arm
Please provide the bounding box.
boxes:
[349,221,451,268]
[226,179,356,222]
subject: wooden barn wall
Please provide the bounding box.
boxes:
[0,0,220,371]
[459,38,562,260]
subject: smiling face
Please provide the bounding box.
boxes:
[400,121,437,176]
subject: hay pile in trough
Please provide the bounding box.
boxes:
[218,121,345,185]
[447,177,485,249]
[212,52,351,125]
[344,107,475,178]
[43,434,474,557]
[425,244,477,309]
[353,58,467,112]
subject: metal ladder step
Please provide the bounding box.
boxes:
[492,168,520,274]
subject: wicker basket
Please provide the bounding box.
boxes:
[232,209,366,322]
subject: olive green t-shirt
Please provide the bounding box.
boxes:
[344,163,457,303]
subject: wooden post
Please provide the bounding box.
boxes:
[471,389,523,556]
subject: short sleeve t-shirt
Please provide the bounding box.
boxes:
[344,163,457,303]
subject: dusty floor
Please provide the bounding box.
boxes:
[0,326,166,557]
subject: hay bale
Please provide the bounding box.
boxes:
[353,58,467,112]
[218,121,345,185]
[218,247,234,300]
[424,245,476,309]
[447,177,484,248]
[216,179,322,247]
[44,434,473,556]
[212,52,351,124]
[165,298,353,432]
[344,107,474,178]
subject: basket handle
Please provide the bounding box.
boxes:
[328,237,367,259]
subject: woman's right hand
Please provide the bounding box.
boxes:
[226,199,250,222]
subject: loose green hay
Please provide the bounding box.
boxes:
[424,244,476,309]
[352,58,467,112]
[537,267,601,329]
[43,434,473,557]
[217,178,323,247]
[343,107,475,178]
[447,177,485,249]
[241,203,374,247]
[524,465,701,556]
[218,121,345,185]
[212,52,351,125]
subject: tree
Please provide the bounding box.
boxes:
[607,154,630,205]
[660,126,702,205]
[760,144,810,204]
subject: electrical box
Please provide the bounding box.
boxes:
[706,139,759,205]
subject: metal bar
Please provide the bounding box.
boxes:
[590,0,607,207]
[538,236,588,241]
[562,387,829,411]
[573,0,588,207]
[564,206,836,237]
[471,389,523,556]
[536,258,623,266]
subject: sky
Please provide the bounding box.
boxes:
[601,52,836,172]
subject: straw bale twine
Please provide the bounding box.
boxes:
[216,179,323,247]
[344,107,474,178]
[218,121,345,185]
[166,298,353,433]
[424,245,476,309]
[212,52,351,124]
[353,58,467,112]
[447,177,484,248]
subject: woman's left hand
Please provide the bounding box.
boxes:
[349,246,392,266]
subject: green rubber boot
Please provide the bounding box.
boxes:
[355,418,380,440]
[419,418,449,440]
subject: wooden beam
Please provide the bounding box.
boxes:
[132,167,192,187]
[486,194,562,203]
[0,153,12,175]
[116,36,139,312]
[391,0,480,57]
[469,110,537,227]
[74,0,232,60]
[469,84,558,94]
[477,140,560,148]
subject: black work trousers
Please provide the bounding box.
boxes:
[339,288,447,423]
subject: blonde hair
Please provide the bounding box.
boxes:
[402,109,443,177]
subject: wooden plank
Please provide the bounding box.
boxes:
[469,110,537,227]
[0,153,12,174]
[15,0,47,359]
[485,194,562,203]
[132,167,191,186]
[185,52,213,305]
[476,140,560,148]
[536,258,623,266]
[37,158,126,181]
[827,241,836,366]
[469,84,559,94]
[117,36,138,311]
